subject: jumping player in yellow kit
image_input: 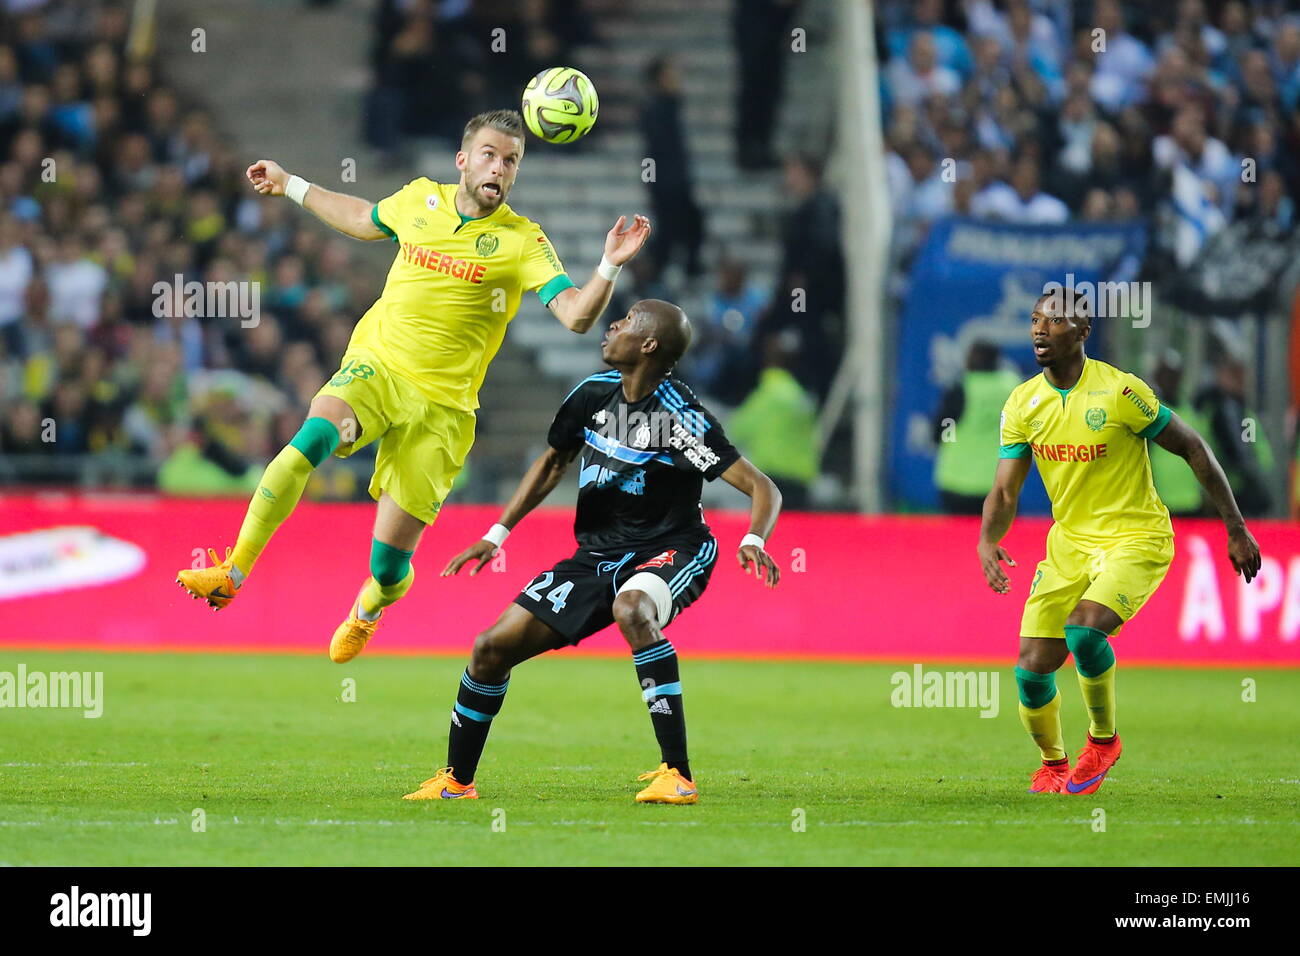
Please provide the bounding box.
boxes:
[176,110,651,662]
[978,291,1261,795]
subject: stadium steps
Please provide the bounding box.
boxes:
[485,0,799,428]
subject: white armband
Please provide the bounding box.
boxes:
[483,523,510,548]
[285,175,312,206]
[740,533,765,551]
[597,255,622,282]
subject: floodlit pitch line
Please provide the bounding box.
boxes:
[0,761,149,767]
[1,818,1296,828]
[8,641,1297,668]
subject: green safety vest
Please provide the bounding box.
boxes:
[1148,403,1203,514]
[934,369,1023,497]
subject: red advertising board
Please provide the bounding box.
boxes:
[1,493,1297,664]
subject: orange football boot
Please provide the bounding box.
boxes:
[403,767,478,800]
[329,582,382,663]
[1027,758,1071,793]
[175,547,240,610]
[1065,733,1122,795]
[635,763,698,804]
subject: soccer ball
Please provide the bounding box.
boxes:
[522,67,599,144]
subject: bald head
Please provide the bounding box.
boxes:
[632,298,692,369]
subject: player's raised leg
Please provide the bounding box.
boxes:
[613,582,697,805]
[330,492,425,663]
[1016,637,1071,793]
[1063,600,1124,795]
[403,604,566,799]
[175,394,352,609]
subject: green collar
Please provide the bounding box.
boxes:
[1046,357,1087,403]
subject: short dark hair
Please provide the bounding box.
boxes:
[461,110,525,149]
[632,299,692,370]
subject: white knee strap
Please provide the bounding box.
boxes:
[617,572,673,628]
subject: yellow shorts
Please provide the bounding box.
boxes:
[1020,524,1174,638]
[315,348,476,526]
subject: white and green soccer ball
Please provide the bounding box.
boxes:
[522,66,599,144]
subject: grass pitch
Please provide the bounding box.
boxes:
[1,651,1296,866]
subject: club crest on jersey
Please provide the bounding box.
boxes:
[592,408,608,425]
[636,549,677,570]
[1028,395,1041,409]
[476,233,499,257]
[631,421,652,448]
[1085,407,1106,431]
[426,194,439,210]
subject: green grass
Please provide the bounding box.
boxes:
[1,651,1297,865]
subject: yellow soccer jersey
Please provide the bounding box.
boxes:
[349,178,574,411]
[999,357,1174,544]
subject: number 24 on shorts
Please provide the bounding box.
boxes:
[524,572,573,612]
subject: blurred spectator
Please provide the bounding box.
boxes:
[886,0,971,78]
[46,232,107,328]
[1194,348,1273,517]
[885,31,961,110]
[971,151,1069,223]
[733,0,799,170]
[157,388,262,496]
[686,256,767,405]
[725,332,818,509]
[1153,105,1238,217]
[0,213,32,355]
[640,55,704,281]
[759,153,844,402]
[1089,0,1154,111]
[365,0,579,158]
[931,340,1022,515]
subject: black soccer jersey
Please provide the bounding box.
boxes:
[547,370,741,550]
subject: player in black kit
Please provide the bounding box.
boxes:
[402,299,783,804]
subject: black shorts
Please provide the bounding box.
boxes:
[513,535,719,645]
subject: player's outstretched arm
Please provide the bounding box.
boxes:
[442,445,581,577]
[246,160,385,241]
[719,457,782,588]
[1153,411,1262,582]
[978,456,1031,593]
[547,214,651,333]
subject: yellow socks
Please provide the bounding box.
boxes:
[230,418,339,579]
[1018,689,1065,762]
[1076,663,1117,740]
[358,567,415,621]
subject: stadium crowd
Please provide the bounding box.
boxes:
[881,0,1299,257]
[0,0,388,498]
[885,0,1294,516]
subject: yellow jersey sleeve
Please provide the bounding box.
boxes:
[999,391,1030,458]
[521,225,574,305]
[371,178,435,245]
[1117,372,1172,439]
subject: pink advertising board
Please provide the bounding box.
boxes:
[0,493,1296,664]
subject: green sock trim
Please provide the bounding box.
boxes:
[288,417,341,468]
[370,538,414,587]
[1014,666,1057,709]
[1064,624,1115,678]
